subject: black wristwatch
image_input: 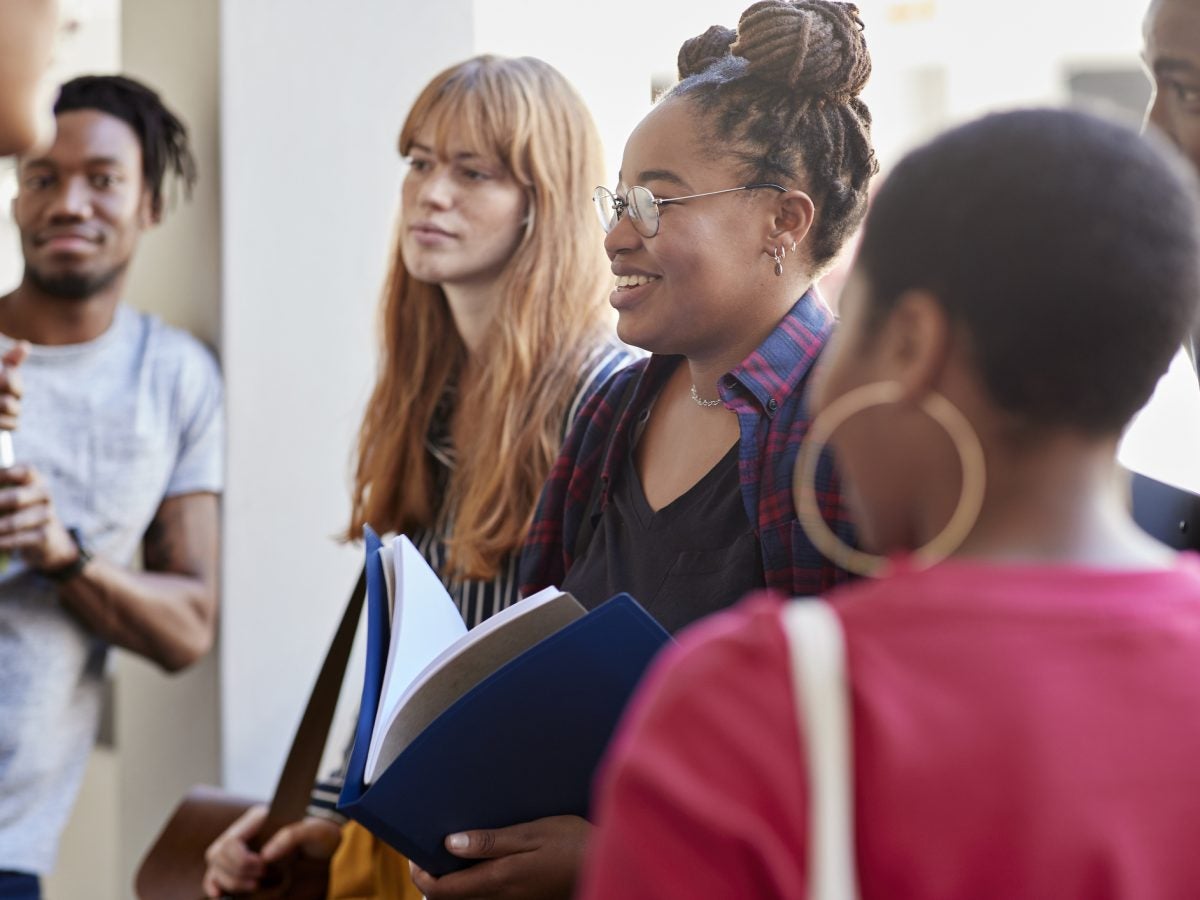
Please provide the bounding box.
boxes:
[43,527,94,582]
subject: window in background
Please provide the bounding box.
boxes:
[1067,65,1153,119]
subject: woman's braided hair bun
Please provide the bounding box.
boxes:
[677,25,738,81]
[731,0,870,101]
[668,0,877,272]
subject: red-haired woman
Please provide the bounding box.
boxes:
[202,55,629,897]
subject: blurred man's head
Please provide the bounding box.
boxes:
[12,75,196,301]
[1145,0,1200,368]
[1144,0,1200,175]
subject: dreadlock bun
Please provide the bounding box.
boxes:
[732,0,870,100]
[668,0,877,272]
[677,25,738,80]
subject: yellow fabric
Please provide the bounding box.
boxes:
[327,821,423,900]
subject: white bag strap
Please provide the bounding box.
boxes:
[782,599,860,900]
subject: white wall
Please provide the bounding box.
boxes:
[115,4,226,890]
[475,0,1147,184]
[472,0,741,187]
[860,0,1146,167]
[219,0,475,798]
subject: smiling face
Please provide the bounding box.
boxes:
[13,108,155,300]
[398,126,529,293]
[0,0,58,156]
[1144,0,1200,174]
[603,97,788,359]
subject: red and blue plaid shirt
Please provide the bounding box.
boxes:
[520,290,853,599]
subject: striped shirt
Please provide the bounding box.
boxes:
[411,342,632,626]
[310,340,633,818]
[519,290,855,600]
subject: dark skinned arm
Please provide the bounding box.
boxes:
[0,469,219,673]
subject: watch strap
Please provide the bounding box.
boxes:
[43,527,93,582]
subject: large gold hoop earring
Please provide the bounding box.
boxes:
[795,380,987,577]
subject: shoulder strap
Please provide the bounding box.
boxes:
[781,599,860,900]
[256,568,367,844]
[572,371,641,561]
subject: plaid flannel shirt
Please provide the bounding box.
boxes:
[520,290,854,599]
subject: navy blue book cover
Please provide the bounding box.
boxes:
[338,529,671,875]
[338,525,388,826]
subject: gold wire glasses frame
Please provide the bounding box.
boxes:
[593,183,789,238]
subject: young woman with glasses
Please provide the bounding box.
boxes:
[581,108,1200,899]
[410,2,877,897]
[200,55,629,898]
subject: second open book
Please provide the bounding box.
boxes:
[338,527,670,875]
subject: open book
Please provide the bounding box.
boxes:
[361,534,589,783]
[338,527,670,876]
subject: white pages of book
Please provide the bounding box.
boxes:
[366,536,467,780]
[364,544,578,783]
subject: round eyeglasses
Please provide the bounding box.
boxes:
[593,182,789,238]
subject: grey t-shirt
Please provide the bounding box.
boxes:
[0,305,224,875]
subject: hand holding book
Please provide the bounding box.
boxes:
[338,527,670,876]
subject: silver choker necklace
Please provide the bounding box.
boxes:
[690,384,723,408]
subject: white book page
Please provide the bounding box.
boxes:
[364,584,572,783]
[379,544,396,626]
[366,536,466,778]
[389,585,563,715]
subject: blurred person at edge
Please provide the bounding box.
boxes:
[1145,0,1200,365]
[0,0,58,156]
[0,4,56,895]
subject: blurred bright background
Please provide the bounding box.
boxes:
[0,2,1195,897]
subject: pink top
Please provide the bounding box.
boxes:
[579,555,1200,899]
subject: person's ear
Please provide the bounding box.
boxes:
[871,289,952,401]
[765,189,815,256]
[140,188,161,228]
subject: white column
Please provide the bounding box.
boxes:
[218,0,475,797]
[117,0,224,892]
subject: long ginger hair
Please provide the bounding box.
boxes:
[347,56,611,579]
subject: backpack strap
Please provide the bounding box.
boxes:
[781,599,860,900]
[259,568,367,842]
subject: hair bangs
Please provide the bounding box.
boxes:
[399,58,528,185]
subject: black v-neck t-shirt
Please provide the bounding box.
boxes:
[560,441,765,635]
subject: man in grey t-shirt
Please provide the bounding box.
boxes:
[0,75,223,894]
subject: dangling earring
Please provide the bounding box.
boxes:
[793,380,986,576]
[791,241,798,254]
[773,246,785,277]
[521,204,536,241]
